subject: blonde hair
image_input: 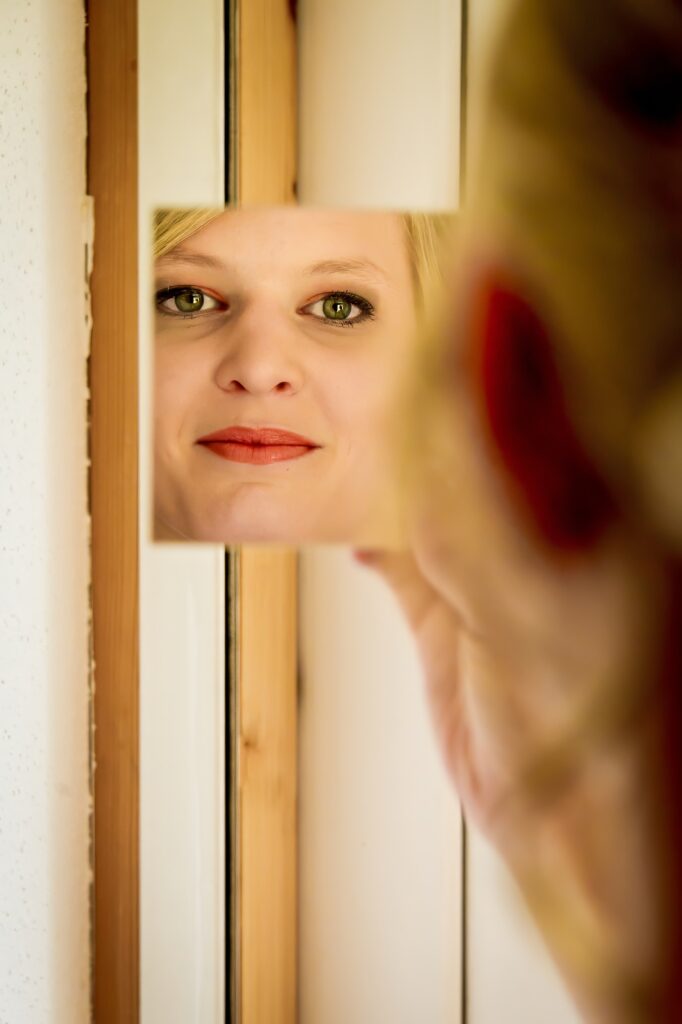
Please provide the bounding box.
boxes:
[464,2,682,1013]
[470,0,682,550]
[154,208,225,259]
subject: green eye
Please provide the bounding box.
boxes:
[173,288,205,313]
[300,290,375,327]
[322,295,353,320]
[155,286,226,318]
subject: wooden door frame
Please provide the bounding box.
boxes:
[88,2,139,1022]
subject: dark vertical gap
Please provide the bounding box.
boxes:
[461,814,469,1023]
[225,544,232,1024]
[224,0,231,204]
[224,2,236,1019]
[225,0,238,205]
[225,548,238,1023]
[460,0,470,201]
[460,4,470,1022]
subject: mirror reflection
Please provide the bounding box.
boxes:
[152,207,453,544]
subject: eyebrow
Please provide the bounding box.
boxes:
[303,258,388,280]
[155,248,226,270]
[156,249,388,281]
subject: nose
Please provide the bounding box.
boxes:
[212,304,305,397]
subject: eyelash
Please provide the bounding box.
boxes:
[154,286,376,326]
[301,291,376,328]
[155,285,226,319]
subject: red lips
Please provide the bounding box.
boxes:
[196,426,320,465]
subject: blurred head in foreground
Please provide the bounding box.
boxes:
[153,208,452,544]
[420,0,682,1017]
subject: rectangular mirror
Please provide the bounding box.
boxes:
[151,206,455,546]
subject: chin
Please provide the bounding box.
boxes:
[182,490,319,544]
[156,482,378,545]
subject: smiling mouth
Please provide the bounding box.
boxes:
[195,426,321,465]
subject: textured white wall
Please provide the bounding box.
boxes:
[0,2,90,1022]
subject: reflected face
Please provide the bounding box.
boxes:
[154,209,417,542]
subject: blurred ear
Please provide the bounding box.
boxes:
[471,278,617,554]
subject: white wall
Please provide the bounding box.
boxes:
[298,4,463,1019]
[0,2,90,1022]
[467,833,580,1024]
[299,0,462,209]
[299,552,462,1024]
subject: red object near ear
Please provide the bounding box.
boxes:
[474,279,617,553]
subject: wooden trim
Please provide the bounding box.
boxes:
[238,550,299,1023]
[87,1,140,1021]
[237,0,298,205]
[235,2,299,1021]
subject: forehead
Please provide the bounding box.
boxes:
[158,208,411,285]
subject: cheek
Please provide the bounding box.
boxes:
[154,343,211,432]
[314,322,414,437]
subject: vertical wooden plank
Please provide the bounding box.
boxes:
[238,550,299,1023]
[237,0,298,205]
[87,1,140,1021]
[236,3,298,1020]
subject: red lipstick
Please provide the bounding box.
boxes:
[196,426,320,465]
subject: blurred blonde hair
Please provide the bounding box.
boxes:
[470,0,682,550]
[463,1,682,1013]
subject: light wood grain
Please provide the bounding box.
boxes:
[236,4,299,1020]
[88,1,140,1021]
[238,0,298,205]
[238,549,299,1023]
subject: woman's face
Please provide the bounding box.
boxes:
[154,208,417,542]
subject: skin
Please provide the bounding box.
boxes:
[154,208,417,543]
